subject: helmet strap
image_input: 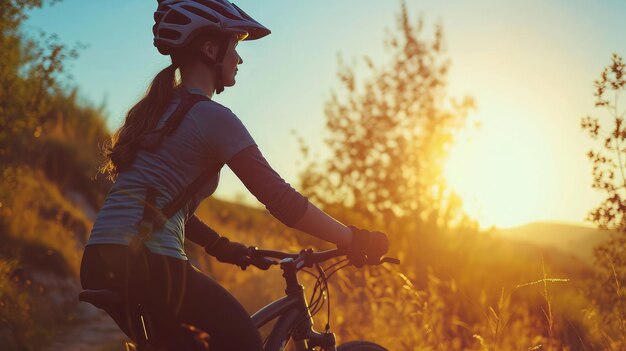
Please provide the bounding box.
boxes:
[196,35,232,95]
[214,36,231,94]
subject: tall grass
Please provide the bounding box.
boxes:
[0,177,610,350]
[2,179,617,350]
[185,201,602,351]
[583,256,626,351]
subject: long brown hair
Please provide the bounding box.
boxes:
[99,62,178,181]
[100,32,231,181]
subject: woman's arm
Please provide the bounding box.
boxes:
[290,202,353,247]
[227,145,353,247]
[185,214,221,247]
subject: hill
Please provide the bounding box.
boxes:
[495,221,612,264]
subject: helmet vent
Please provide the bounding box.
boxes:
[163,10,191,25]
[182,5,219,23]
[193,0,242,21]
[154,10,166,23]
[152,0,271,53]
[159,28,182,40]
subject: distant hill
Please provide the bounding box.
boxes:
[495,222,613,264]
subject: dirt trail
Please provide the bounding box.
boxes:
[41,194,129,350]
[42,303,128,351]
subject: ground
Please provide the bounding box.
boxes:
[43,303,128,351]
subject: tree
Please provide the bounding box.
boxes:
[0,0,79,165]
[581,53,626,338]
[298,2,476,233]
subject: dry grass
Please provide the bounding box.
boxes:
[0,166,93,350]
[183,201,611,351]
[0,174,622,350]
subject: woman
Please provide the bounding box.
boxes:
[79,1,389,350]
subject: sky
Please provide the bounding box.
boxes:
[23,0,626,229]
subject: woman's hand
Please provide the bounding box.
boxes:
[205,238,275,270]
[204,237,251,270]
[342,225,390,268]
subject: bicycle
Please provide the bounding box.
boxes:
[79,246,400,351]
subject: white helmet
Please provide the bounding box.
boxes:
[152,0,271,55]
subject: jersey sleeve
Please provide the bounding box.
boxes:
[190,101,257,164]
[227,145,309,227]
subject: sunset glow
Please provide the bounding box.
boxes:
[8,2,626,349]
[24,0,622,229]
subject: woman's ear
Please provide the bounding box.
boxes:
[200,40,219,61]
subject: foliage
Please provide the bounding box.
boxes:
[0,1,113,348]
[581,53,626,345]
[240,3,598,349]
[298,2,476,232]
[0,0,110,212]
[0,0,82,165]
[582,53,626,231]
[0,167,93,350]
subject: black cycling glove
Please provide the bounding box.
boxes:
[205,237,252,270]
[342,225,390,268]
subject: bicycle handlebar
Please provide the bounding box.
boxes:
[246,247,400,271]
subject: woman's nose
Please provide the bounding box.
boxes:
[238,56,243,65]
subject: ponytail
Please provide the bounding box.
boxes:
[100,63,178,181]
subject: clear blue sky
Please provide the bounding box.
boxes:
[24,0,626,228]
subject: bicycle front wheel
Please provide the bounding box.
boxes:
[337,340,388,351]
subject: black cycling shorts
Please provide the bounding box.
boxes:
[79,243,263,351]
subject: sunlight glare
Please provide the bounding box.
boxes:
[444,104,554,230]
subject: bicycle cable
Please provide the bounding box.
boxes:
[290,257,352,332]
[293,263,330,329]
[309,259,349,312]
[307,268,326,316]
[325,262,351,280]
[303,266,325,314]
[302,268,324,317]
[314,262,332,331]
[308,258,348,310]
[325,258,350,272]
[309,263,328,316]
[311,262,352,322]
[305,259,351,330]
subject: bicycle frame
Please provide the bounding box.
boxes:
[251,257,337,351]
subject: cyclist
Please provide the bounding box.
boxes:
[79,1,389,350]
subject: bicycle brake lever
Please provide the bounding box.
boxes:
[247,246,278,270]
[380,257,401,265]
[254,257,277,270]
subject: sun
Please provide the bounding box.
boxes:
[444,109,555,230]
